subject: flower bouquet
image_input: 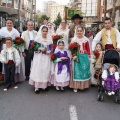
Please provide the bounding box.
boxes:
[93,51,100,60]
[51,53,57,63]
[29,42,40,51]
[52,35,63,49]
[68,42,79,62]
[13,37,25,49]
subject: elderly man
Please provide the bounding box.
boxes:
[21,21,37,81]
[92,17,120,51]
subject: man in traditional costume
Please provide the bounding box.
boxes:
[92,17,120,51]
[21,21,37,81]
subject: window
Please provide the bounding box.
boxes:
[103,9,104,13]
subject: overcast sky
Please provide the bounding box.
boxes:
[36,0,69,11]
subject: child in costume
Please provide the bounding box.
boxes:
[53,40,70,91]
[0,37,21,91]
[91,43,103,85]
[102,64,120,96]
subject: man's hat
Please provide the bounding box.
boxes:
[71,14,83,20]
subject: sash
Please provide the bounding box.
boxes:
[28,40,34,49]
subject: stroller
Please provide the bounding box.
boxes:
[97,49,120,103]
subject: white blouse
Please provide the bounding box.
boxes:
[102,70,119,80]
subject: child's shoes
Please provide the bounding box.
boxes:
[13,86,18,89]
[35,88,40,94]
[3,88,8,92]
[111,91,115,95]
[56,86,60,91]
[108,92,112,96]
[73,89,78,93]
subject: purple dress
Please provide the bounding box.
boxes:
[53,51,70,87]
[104,74,120,92]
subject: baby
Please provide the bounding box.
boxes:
[102,64,120,96]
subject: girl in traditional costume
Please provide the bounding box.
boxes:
[69,26,91,92]
[0,19,24,83]
[91,43,103,85]
[29,26,53,93]
[53,40,70,91]
[102,64,120,96]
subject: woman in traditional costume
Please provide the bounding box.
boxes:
[29,26,53,93]
[0,19,24,83]
[69,26,91,92]
[56,20,71,59]
[56,20,69,49]
[47,22,56,37]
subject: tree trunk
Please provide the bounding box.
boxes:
[104,0,107,18]
[112,0,117,26]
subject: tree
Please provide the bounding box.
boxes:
[40,14,50,21]
[111,0,117,26]
[54,13,62,27]
[36,13,50,24]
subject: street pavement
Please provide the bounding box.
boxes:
[0,81,120,120]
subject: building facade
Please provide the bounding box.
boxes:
[70,0,98,24]
[0,0,36,28]
[106,0,120,30]
[43,1,56,17]
[51,4,66,22]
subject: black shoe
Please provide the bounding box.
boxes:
[25,76,29,81]
[35,89,40,94]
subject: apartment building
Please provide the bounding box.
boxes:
[70,0,98,24]
[51,4,66,22]
[106,0,120,29]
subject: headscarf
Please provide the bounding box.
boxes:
[35,25,52,45]
[54,39,67,53]
[57,21,69,32]
[47,22,55,34]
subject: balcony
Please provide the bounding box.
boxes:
[27,7,31,12]
[0,6,25,18]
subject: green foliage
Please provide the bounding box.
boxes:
[54,13,62,26]
[36,14,50,24]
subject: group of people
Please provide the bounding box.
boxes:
[0,14,120,95]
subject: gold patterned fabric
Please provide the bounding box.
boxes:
[101,28,117,49]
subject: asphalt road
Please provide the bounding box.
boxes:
[0,81,120,120]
